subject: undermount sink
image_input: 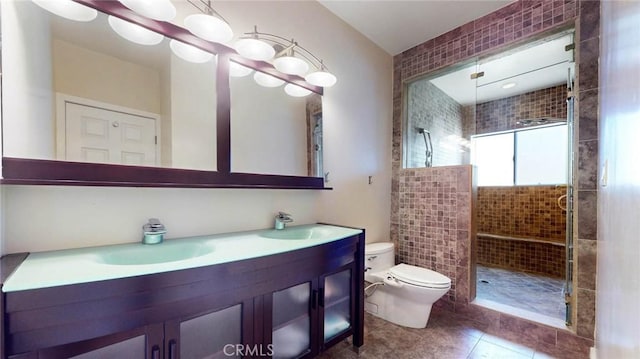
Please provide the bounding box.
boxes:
[260,227,332,240]
[95,241,214,266]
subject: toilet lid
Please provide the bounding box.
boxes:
[389,264,451,288]
[365,242,394,255]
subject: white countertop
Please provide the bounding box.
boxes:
[3,224,362,292]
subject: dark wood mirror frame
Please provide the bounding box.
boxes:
[1,0,328,189]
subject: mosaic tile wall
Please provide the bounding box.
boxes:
[475,85,567,134]
[575,0,600,339]
[406,80,466,168]
[397,166,473,304]
[477,186,566,242]
[477,236,566,277]
[391,0,598,342]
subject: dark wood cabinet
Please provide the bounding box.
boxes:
[1,231,365,359]
[268,264,355,359]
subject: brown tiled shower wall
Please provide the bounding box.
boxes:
[397,166,473,305]
[477,237,565,277]
[406,81,466,167]
[475,85,567,134]
[478,186,566,241]
[392,0,598,343]
[476,185,566,277]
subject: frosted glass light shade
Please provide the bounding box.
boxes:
[33,0,97,22]
[305,71,337,87]
[184,14,233,44]
[169,40,214,63]
[235,38,275,61]
[229,62,253,77]
[284,83,312,97]
[274,56,309,76]
[253,72,284,87]
[119,0,176,21]
[108,16,164,46]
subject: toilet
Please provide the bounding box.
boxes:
[364,242,451,328]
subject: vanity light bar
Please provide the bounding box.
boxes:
[235,26,337,88]
[40,0,323,95]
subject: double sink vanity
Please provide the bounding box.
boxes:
[0,0,359,357]
[1,224,365,358]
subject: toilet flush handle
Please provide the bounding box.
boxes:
[383,275,404,288]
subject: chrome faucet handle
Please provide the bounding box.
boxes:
[274,212,293,230]
[276,212,293,222]
[142,218,165,245]
[143,218,166,233]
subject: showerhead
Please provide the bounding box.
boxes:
[416,127,430,135]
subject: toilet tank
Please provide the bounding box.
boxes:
[364,242,394,282]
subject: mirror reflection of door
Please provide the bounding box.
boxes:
[59,97,159,166]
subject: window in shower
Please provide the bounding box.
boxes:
[471,123,568,186]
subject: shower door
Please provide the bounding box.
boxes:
[471,30,576,322]
[564,64,576,326]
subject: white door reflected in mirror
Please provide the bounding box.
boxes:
[63,102,158,166]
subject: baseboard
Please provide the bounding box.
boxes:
[590,347,597,359]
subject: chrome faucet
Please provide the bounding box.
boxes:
[142,218,166,244]
[274,212,293,230]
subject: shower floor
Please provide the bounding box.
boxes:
[476,265,565,320]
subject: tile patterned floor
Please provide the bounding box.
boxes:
[319,311,587,359]
[475,265,566,320]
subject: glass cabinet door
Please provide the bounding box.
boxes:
[322,268,352,343]
[39,324,163,359]
[68,336,147,359]
[177,304,243,359]
[272,282,313,359]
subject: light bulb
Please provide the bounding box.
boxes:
[184,14,233,44]
[253,72,284,87]
[235,38,275,61]
[33,0,97,22]
[229,62,253,77]
[305,70,337,87]
[108,16,163,46]
[274,56,309,76]
[119,0,176,21]
[169,40,214,63]
[284,83,312,97]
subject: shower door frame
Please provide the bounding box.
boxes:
[565,69,576,326]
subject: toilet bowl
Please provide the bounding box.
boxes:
[364,242,451,328]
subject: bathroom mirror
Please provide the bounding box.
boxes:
[3,0,218,171]
[230,66,323,177]
[1,0,326,188]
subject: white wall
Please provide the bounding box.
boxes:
[169,54,217,171]
[1,0,392,253]
[53,39,162,114]
[596,1,640,357]
[1,0,54,160]
[230,75,307,176]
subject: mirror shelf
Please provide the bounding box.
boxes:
[1,0,328,190]
[2,158,327,189]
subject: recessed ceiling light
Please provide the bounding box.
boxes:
[502,82,517,89]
